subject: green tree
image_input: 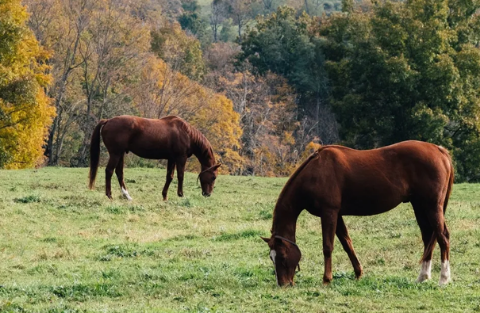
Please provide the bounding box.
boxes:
[0,0,55,168]
[239,6,337,144]
[177,0,211,46]
[322,0,480,181]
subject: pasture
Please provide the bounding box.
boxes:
[0,167,479,312]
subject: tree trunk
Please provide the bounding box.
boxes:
[45,116,58,165]
[304,0,310,14]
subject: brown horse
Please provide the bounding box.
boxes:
[262,140,454,287]
[89,115,221,200]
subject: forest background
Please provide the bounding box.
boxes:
[2,0,480,182]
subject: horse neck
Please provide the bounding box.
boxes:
[271,187,304,242]
[271,151,319,241]
[189,128,215,169]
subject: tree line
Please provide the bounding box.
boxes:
[2,0,480,181]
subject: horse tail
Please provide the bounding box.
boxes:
[443,154,454,215]
[89,119,108,189]
[421,146,454,263]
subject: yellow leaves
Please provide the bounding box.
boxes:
[300,141,322,161]
[197,94,243,173]
[282,131,295,146]
[0,0,55,168]
[1,87,55,169]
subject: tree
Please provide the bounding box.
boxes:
[0,0,55,168]
[321,0,480,181]
[210,0,227,42]
[71,0,150,166]
[239,6,338,144]
[25,0,96,165]
[151,22,206,81]
[177,0,211,46]
[227,0,257,38]
[133,55,243,173]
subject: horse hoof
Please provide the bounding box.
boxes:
[439,276,451,286]
[416,274,431,283]
[121,187,133,201]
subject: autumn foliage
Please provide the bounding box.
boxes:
[10,0,480,181]
[134,56,243,173]
[0,0,55,168]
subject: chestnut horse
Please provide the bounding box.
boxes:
[262,141,454,286]
[89,115,221,200]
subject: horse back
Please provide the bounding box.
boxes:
[300,141,452,216]
[101,115,191,159]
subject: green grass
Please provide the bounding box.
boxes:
[0,168,479,312]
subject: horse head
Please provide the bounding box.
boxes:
[262,235,302,286]
[198,163,221,197]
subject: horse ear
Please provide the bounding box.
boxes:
[260,236,270,243]
[213,163,222,170]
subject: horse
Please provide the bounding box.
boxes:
[261,140,454,287]
[88,115,221,200]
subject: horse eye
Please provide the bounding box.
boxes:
[212,176,216,181]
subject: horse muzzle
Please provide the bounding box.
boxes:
[202,192,211,197]
[277,280,295,287]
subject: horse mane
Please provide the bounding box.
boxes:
[175,117,214,164]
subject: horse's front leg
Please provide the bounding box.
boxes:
[336,216,363,279]
[321,209,339,284]
[162,159,176,201]
[175,157,187,197]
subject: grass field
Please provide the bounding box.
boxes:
[1,167,480,312]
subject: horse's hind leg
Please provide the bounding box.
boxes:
[336,216,363,279]
[429,210,451,285]
[105,154,120,199]
[115,153,132,201]
[412,201,435,282]
[162,159,175,201]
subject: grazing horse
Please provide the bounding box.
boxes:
[262,141,454,287]
[89,115,221,200]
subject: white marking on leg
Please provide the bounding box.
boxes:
[121,187,133,201]
[439,260,451,286]
[270,250,278,285]
[416,260,432,282]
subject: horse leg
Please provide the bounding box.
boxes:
[427,206,451,286]
[175,157,187,197]
[162,159,176,201]
[412,201,435,282]
[321,209,338,284]
[115,153,132,201]
[336,216,363,279]
[105,154,120,199]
